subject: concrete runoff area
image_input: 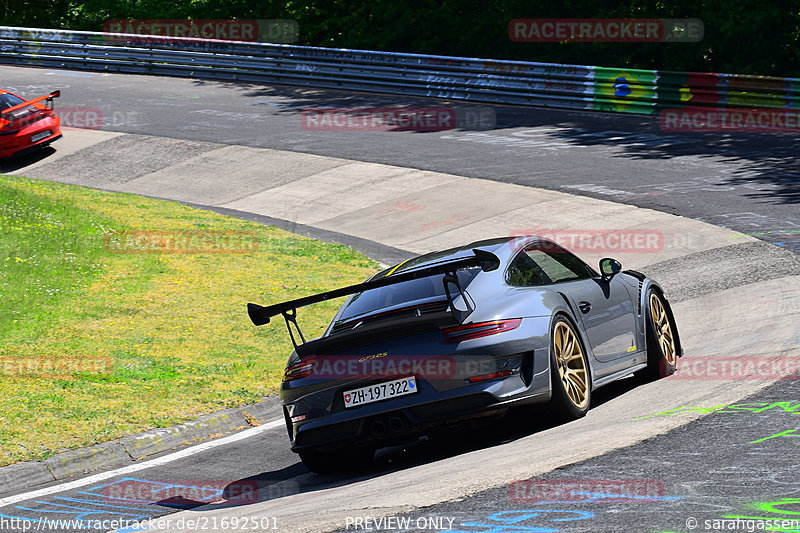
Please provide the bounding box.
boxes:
[4,130,799,533]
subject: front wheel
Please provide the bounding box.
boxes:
[548,316,591,421]
[642,289,679,379]
[298,446,374,474]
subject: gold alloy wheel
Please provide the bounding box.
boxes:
[553,321,589,409]
[649,293,676,366]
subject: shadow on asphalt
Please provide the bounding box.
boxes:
[174,374,649,512]
[188,80,800,205]
[0,146,56,172]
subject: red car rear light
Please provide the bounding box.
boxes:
[283,360,314,382]
[467,370,514,383]
[441,319,522,343]
[0,118,17,134]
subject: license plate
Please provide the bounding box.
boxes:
[31,130,51,142]
[343,377,417,408]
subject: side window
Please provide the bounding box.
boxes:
[506,243,593,286]
[506,251,551,286]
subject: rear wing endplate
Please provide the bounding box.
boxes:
[247,248,500,348]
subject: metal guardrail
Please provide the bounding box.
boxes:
[0,26,797,114]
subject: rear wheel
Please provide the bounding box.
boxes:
[643,289,678,379]
[549,316,591,420]
[298,446,374,474]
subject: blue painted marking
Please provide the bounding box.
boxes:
[46,70,94,78]
[445,509,594,532]
[536,491,682,504]
[488,510,594,523]
[0,479,177,531]
[52,496,156,512]
[82,477,223,503]
[15,501,150,521]
[450,524,557,532]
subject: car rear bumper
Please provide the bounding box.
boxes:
[288,388,548,452]
[0,117,62,158]
[279,316,553,451]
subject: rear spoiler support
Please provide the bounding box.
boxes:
[282,307,306,348]
[442,272,473,323]
[247,248,500,348]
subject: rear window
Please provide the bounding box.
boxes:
[336,268,480,324]
[0,93,25,111]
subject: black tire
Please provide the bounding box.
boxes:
[548,315,592,421]
[642,289,679,380]
[298,446,374,474]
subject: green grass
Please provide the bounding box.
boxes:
[0,174,379,466]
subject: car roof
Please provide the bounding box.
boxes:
[374,237,514,280]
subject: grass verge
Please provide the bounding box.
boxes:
[0,174,379,466]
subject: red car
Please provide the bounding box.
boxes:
[0,89,62,158]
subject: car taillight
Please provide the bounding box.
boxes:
[283,360,314,381]
[0,117,15,134]
[441,319,522,343]
[467,370,514,383]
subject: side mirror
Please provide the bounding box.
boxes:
[599,258,622,281]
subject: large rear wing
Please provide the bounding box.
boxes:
[1,90,60,117]
[247,248,500,348]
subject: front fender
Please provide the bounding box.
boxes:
[640,279,684,358]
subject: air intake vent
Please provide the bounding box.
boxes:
[637,280,643,315]
[330,321,361,335]
[420,302,449,315]
[330,301,450,336]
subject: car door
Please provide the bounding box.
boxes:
[563,276,638,364]
[506,242,638,373]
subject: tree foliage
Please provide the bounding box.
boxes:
[0,0,797,76]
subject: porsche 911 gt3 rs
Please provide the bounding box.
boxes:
[0,89,62,158]
[247,236,682,473]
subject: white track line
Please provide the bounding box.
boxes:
[0,418,284,507]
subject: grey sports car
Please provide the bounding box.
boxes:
[247,236,682,473]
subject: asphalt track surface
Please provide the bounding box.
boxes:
[340,378,800,533]
[0,65,799,533]
[2,67,798,253]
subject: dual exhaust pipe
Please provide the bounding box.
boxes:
[369,415,406,437]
